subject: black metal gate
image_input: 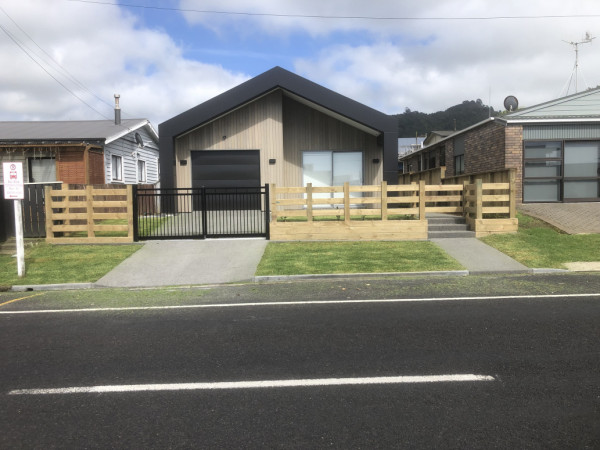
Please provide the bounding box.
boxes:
[133,186,270,240]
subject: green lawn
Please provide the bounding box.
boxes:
[256,241,464,276]
[0,242,141,288]
[481,213,600,268]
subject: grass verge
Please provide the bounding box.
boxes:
[0,242,142,288]
[255,241,464,276]
[481,213,600,268]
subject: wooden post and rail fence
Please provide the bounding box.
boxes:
[42,177,517,243]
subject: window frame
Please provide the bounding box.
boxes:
[111,154,123,182]
[137,159,146,183]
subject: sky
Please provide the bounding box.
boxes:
[1,0,599,132]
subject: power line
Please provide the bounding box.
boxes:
[0,5,116,113]
[66,0,600,21]
[0,21,112,120]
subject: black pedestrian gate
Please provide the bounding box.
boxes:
[133,186,270,240]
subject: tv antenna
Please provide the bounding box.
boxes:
[562,32,595,95]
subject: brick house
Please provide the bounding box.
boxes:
[399,87,600,203]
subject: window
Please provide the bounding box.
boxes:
[523,142,562,202]
[454,154,464,175]
[137,160,146,183]
[563,142,600,200]
[28,158,56,183]
[302,151,363,201]
[111,155,123,181]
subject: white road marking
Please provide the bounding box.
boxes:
[0,293,598,315]
[8,374,495,395]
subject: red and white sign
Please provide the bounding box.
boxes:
[2,162,24,200]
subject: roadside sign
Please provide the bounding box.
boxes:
[2,162,24,200]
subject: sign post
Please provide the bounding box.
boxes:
[2,162,25,277]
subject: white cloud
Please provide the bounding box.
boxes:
[1,0,600,136]
[0,0,248,126]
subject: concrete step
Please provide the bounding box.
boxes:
[428,230,476,239]
[427,215,466,225]
[427,214,474,239]
[428,223,469,232]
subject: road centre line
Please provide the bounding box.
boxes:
[0,293,598,315]
[8,374,495,395]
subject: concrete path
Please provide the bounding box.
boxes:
[431,238,530,274]
[96,239,268,288]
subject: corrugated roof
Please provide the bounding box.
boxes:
[505,86,600,121]
[0,119,157,144]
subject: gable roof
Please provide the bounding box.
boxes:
[503,86,600,122]
[0,119,158,145]
[160,66,397,138]
[159,66,399,188]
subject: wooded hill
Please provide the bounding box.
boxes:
[397,99,499,137]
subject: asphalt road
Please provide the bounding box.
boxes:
[1,285,600,448]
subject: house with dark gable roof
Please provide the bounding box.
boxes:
[159,66,398,193]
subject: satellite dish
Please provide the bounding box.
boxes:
[134,132,145,148]
[504,95,519,112]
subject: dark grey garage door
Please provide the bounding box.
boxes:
[191,150,260,189]
[191,150,261,211]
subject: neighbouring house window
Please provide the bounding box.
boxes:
[28,158,56,183]
[523,141,562,202]
[563,141,600,200]
[111,155,123,181]
[137,160,146,183]
[302,151,363,201]
[454,154,464,175]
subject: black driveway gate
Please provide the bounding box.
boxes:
[133,186,270,240]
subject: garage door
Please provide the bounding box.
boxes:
[191,150,260,188]
[191,150,262,211]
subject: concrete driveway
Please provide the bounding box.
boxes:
[518,203,600,234]
[96,239,268,288]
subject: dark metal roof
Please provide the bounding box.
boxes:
[0,119,156,144]
[159,66,399,188]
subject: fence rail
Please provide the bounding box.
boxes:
[45,184,133,244]
[270,178,517,240]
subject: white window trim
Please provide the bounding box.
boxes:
[111,154,123,182]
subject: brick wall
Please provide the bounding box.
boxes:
[504,124,523,203]
[464,121,506,174]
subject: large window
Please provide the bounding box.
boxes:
[523,142,562,202]
[302,151,363,200]
[523,140,600,202]
[111,155,123,182]
[563,142,600,200]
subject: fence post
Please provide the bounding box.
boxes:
[44,185,53,243]
[270,183,277,223]
[508,170,516,219]
[306,183,313,222]
[86,185,95,239]
[381,181,388,220]
[418,180,426,220]
[264,184,270,240]
[129,185,136,242]
[343,182,350,223]
[475,179,483,220]
[462,181,469,217]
